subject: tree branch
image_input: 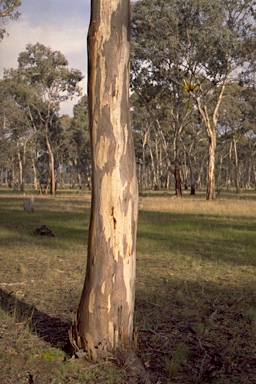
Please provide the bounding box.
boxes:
[0,1,21,18]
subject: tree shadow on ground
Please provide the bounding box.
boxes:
[0,288,72,353]
[138,210,256,268]
[135,277,256,384]
[140,189,256,201]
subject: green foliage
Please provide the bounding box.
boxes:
[0,43,85,194]
[41,348,66,362]
[132,0,256,77]
[165,342,190,378]
[16,43,83,105]
[0,0,21,40]
[131,0,256,197]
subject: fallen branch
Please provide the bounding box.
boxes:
[199,283,219,319]
[0,280,34,287]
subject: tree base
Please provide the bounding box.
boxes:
[115,347,152,384]
[68,316,151,383]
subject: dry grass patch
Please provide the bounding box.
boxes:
[136,190,256,383]
[0,188,256,383]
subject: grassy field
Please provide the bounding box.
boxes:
[0,187,255,383]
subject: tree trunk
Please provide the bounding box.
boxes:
[206,133,216,200]
[174,158,182,196]
[149,144,158,190]
[232,132,240,194]
[216,152,223,191]
[31,157,38,190]
[226,141,232,190]
[45,133,55,196]
[17,143,24,193]
[188,155,196,195]
[173,133,182,196]
[73,0,138,359]
[141,135,147,188]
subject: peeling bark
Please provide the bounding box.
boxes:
[72,0,139,361]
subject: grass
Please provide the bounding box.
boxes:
[0,187,256,383]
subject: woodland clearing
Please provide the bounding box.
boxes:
[0,188,255,383]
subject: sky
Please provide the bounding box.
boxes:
[0,0,91,116]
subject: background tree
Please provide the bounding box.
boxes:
[131,0,256,199]
[0,0,21,40]
[0,78,32,191]
[69,95,91,189]
[70,1,145,378]
[4,43,83,194]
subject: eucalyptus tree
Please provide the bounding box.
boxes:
[6,100,29,192]
[70,1,143,377]
[216,79,256,190]
[4,43,83,195]
[180,120,207,194]
[0,0,21,39]
[218,84,245,193]
[0,96,16,187]
[240,83,256,188]
[0,78,31,191]
[131,93,153,189]
[132,0,256,199]
[69,95,91,189]
[131,15,195,195]
[131,85,189,194]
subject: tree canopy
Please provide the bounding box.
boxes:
[1,43,84,193]
[0,0,21,39]
[131,0,256,198]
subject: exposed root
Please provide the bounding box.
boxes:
[116,348,152,384]
[69,315,151,383]
[114,328,152,384]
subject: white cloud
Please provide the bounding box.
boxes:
[0,20,88,73]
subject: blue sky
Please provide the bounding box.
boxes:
[0,0,91,115]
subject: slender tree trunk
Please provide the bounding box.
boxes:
[72,0,139,359]
[196,153,206,191]
[226,141,232,189]
[216,152,223,191]
[173,134,182,196]
[193,67,229,199]
[188,155,196,195]
[206,132,216,200]
[58,160,65,189]
[149,144,158,189]
[31,157,38,190]
[183,150,188,190]
[17,143,24,192]
[155,132,160,189]
[232,132,240,194]
[182,141,196,195]
[142,136,147,188]
[45,133,55,196]
[11,157,16,189]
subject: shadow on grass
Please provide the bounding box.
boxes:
[138,210,256,267]
[135,276,256,383]
[0,288,72,353]
[140,189,256,201]
[0,199,91,248]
